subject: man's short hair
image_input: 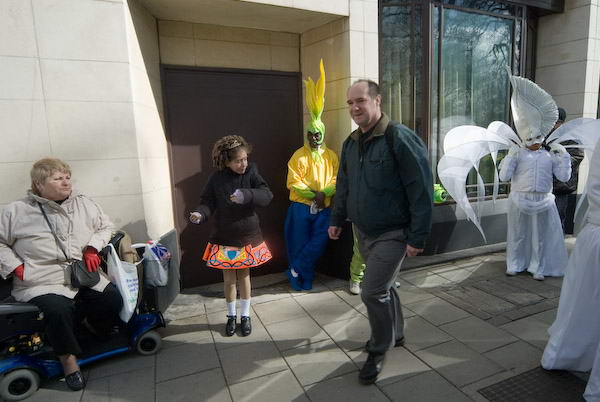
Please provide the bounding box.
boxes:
[352,79,380,99]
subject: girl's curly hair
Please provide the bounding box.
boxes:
[211,135,252,170]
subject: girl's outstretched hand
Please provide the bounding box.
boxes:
[230,189,245,204]
[189,212,203,224]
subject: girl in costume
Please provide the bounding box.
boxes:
[190,135,273,336]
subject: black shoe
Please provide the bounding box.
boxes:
[365,337,405,351]
[65,370,85,391]
[359,353,385,385]
[225,315,236,336]
[240,316,252,336]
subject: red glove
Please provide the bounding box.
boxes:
[13,264,24,281]
[83,246,100,273]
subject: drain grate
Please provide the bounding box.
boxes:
[478,367,586,402]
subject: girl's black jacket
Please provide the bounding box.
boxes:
[194,163,273,247]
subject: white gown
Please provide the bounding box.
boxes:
[541,140,600,401]
[499,148,571,276]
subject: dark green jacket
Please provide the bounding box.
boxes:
[330,114,433,248]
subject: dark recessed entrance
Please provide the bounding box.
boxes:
[162,66,302,288]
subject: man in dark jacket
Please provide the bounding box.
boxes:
[328,80,433,384]
[552,107,585,232]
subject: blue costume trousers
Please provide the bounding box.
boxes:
[284,202,330,282]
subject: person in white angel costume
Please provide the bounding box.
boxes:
[541,139,600,401]
[437,69,600,281]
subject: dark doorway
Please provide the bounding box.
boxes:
[162,66,302,288]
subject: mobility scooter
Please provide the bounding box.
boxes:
[0,229,180,401]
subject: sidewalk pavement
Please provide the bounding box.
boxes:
[24,239,585,402]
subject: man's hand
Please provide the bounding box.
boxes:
[83,246,100,272]
[314,191,326,209]
[406,245,424,257]
[328,226,342,240]
[13,264,24,281]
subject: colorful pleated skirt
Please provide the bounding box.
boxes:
[202,241,272,269]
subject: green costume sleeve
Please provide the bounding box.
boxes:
[292,185,316,199]
[322,184,336,197]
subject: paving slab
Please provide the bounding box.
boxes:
[265,315,331,351]
[321,312,372,352]
[282,339,357,385]
[305,372,390,402]
[403,316,453,352]
[156,367,231,402]
[439,316,518,353]
[440,286,515,315]
[471,278,545,306]
[158,314,212,349]
[348,345,431,386]
[402,270,456,289]
[86,352,155,381]
[406,296,471,326]
[82,366,154,402]
[497,275,561,299]
[294,291,361,326]
[228,369,309,402]
[483,340,543,372]
[380,370,473,402]
[26,380,84,402]
[218,340,288,384]
[500,315,551,349]
[414,340,505,387]
[501,299,558,321]
[252,296,309,325]
[397,284,437,304]
[156,341,220,382]
[332,289,367,316]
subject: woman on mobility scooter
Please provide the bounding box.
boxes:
[0,158,123,392]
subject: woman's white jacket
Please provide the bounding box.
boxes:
[0,191,113,302]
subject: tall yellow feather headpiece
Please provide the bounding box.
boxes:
[304,59,326,142]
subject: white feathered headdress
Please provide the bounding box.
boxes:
[436,68,600,241]
[507,68,558,146]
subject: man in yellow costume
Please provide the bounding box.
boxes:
[285,60,339,291]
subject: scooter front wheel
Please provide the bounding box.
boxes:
[135,330,162,355]
[0,369,40,401]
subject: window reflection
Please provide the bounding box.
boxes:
[432,8,512,192]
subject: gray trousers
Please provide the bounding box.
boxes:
[355,227,407,356]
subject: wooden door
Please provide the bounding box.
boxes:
[163,66,302,288]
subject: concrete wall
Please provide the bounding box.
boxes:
[300,0,378,154]
[158,21,300,71]
[536,0,600,120]
[536,0,599,192]
[126,0,174,241]
[0,0,173,242]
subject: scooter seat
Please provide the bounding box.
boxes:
[0,303,40,315]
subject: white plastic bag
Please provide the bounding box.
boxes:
[106,243,139,323]
[133,241,171,287]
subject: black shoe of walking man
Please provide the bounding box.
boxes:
[359,353,385,384]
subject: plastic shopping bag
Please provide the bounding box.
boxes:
[133,241,171,287]
[106,243,140,322]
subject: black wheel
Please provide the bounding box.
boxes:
[135,330,162,355]
[0,369,40,401]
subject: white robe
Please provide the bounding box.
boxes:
[541,140,600,401]
[499,148,571,276]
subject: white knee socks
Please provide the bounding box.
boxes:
[240,299,251,317]
[227,301,236,317]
